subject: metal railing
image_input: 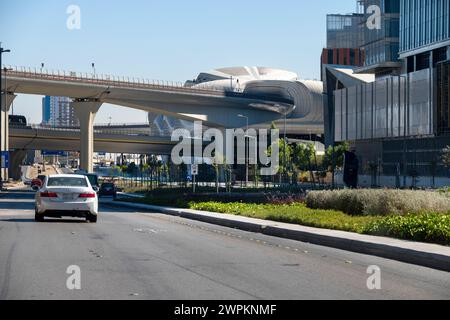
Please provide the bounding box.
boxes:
[1,65,245,95]
[9,123,176,138]
[10,122,215,138]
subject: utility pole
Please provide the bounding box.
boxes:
[238,114,249,187]
[0,44,11,187]
[284,113,287,185]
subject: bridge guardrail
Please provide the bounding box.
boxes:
[9,123,175,138]
[2,65,300,108]
[1,65,245,95]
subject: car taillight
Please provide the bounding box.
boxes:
[79,193,96,198]
[40,192,58,198]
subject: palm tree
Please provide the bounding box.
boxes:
[147,155,159,190]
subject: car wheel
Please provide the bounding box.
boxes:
[35,210,44,222]
[88,214,97,223]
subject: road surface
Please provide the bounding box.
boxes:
[0,191,449,300]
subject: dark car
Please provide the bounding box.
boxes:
[74,171,99,190]
[98,182,117,198]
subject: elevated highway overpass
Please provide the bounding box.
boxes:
[2,67,295,127]
[1,66,323,173]
[1,67,296,173]
[9,125,175,155]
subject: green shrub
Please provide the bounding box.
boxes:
[363,213,450,245]
[189,202,379,233]
[119,196,450,245]
[306,189,450,216]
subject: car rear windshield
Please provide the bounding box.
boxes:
[85,174,99,187]
[102,183,114,187]
[47,177,88,187]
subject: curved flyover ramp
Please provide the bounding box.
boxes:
[243,79,324,135]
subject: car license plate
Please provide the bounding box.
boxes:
[62,194,74,201]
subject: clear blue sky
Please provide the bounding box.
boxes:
[1,0,356,123]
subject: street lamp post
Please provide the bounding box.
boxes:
[3,67,12,166]
[92,63,96,77]
[238,114,249,187]
[0,45,11,186]
[284,113,287,185]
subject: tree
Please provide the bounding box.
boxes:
[292,143,315,171]
[278,138,293,175]
[323,142,349,171]
[322,142,349,188]
[291,143,315,184]
[147,155,159,190]
[126,162,137,174]
[267,134,293,184]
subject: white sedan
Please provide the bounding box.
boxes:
[35,174,99,223]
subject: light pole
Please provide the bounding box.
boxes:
[284,113,287,185]
[0,45,11,186]
[92,63,96,77]
[3,67,12,162]
[278,113,288,185]
[238,114,249,187]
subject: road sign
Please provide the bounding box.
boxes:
[42,150,68,157]
[1,151,9,169]
[191,164,199,193]
[191,164,199,176]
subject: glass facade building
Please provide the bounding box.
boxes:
[322,14,365,71]
[327,0,450,183]
[399,0,450,56]
[437,61,450,135]
[41,96,79,127]
[327,14,364,49]
[334,68,434,142]
[358,0,401,74]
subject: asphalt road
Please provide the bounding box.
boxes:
[0,191,449,300]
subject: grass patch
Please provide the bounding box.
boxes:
[306,189,450,216]
[363,213,450,245]
[189,202,380,233]
[119,192,450,245]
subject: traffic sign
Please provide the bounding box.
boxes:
[1,151,9,169]
[191,164,199,176]
[42,150,68,156]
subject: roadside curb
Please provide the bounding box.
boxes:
[103,199,450,272]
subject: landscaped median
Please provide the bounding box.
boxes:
[117,188,450,246]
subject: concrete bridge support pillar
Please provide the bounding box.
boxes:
[8,149,27,180]
[72,100,102,173]
[1,93,17,181]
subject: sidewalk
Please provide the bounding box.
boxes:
[101,197,450,272]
